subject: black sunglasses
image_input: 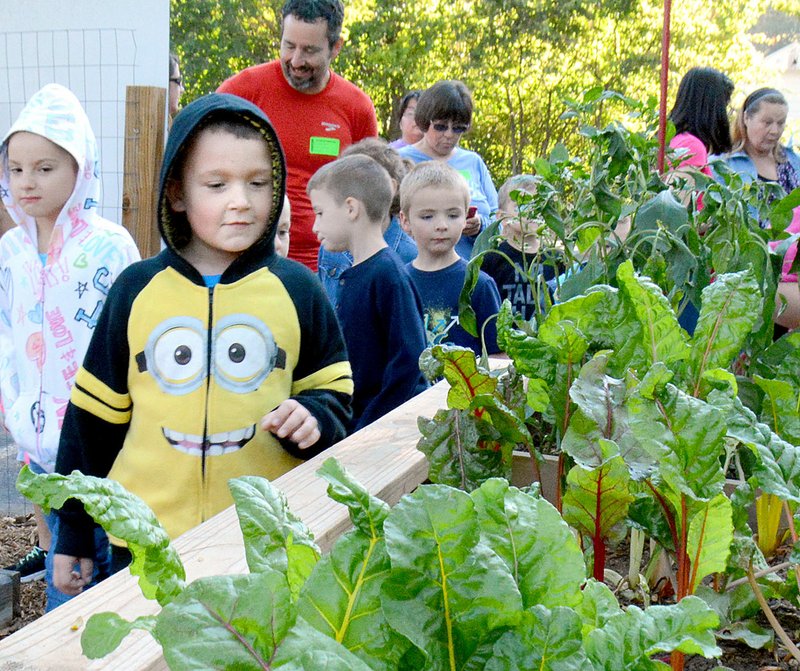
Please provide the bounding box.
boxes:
[170,76,183,86]
[431,122,469,134]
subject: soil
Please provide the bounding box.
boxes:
[0,514,46,641]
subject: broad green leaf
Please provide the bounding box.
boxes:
[575,579,623,635]
[381,545,521,671]
[585,596,720,669]
[562,457,634,572]
[708,390,800,503]
[297,531,405,671]
[471,479,585,609]
[382,485,522,670]
[317,458,390,535]
[526,377,551,413]
[686,493,733,593]
[457,255,484,336]
[754,375,800,445]
[617,260,690,368]
[427,344,497,409]
[17,467,185,605]
[229,476,319,598]
[153,571,294,670]
[417,408,507,490]
[685,268,761,397]
[694,584,770,649]
[648,385,727,501]
[81,613,157,660]
[485,606,589,671]
[272,617,375,671]
[495,321,559,382]
[752,330,800,392]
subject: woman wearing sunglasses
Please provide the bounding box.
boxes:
[399,80,498,259]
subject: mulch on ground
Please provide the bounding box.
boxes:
[0,514,46,640]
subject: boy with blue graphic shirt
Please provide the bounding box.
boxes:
[309,154,428,432]
[400,162,501,356]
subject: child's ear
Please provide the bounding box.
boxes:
[344,196,361,221]
[165,179,186,213]
[399,210,411,234]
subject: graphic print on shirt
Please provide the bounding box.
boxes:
[423,307,458,347]
[134,313,287,457]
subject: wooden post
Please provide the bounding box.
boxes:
[0,569,20,628]
[121,86,166,259]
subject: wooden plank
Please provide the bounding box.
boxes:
[0,380,447,670]
[121,86,165,259]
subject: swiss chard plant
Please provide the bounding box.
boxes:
[19,459,723,670]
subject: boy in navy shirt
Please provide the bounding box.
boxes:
[308,155,428,432]
[400,162,501,355]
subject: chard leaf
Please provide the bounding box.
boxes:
[496,325,559,382]
[562,457,634,568]
[382,485,522,670]
[575,579,623,635]
[17,467,185,605]
[297,532,405,670]
[427,344,497,409]
[153,571,293,670]
[707,389,800,503]
[686,493,733,593]
[685,268,761,396]
[381,547,521,671]
[81,613,156,660]
[752,330,800,391]
[526,377,551,413]
[753,375,800,445]
[229,476,319,597]
[649,385,727,501]
[469,393,531,446]
[272,617,375,670]
[417,408,508,490]
[617,260,690,368]
[471,478,585,609]
[317,457,390,535]
[485,605,589,670]
[585,596,720,669]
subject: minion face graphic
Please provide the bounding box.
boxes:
[135,313,286,457]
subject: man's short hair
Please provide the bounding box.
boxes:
[307,154,392,224]
[281,0,344,47]
[399,161,470,215]
[497,174,538,210]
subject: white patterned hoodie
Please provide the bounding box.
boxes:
[0,83,140,471]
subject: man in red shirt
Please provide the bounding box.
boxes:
[218,0,378,271]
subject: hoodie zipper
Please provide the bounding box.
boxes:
[200,285,214,517]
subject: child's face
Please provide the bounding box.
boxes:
[6,131,78,229]
[274,196,291,258]
[310,188,351,252]
[401,186,466,260]
[499,197,538,243]
[169,128,273,271]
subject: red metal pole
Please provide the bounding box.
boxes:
[657,0,673,174]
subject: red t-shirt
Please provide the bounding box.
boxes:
[219,61,378,270]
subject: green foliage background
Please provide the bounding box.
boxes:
[171,0,797,185]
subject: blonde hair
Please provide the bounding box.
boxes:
[497,174,538,210]
[731,88,788,162]
[399,161,470,215]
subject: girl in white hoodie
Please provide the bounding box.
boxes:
[0,83,140,608]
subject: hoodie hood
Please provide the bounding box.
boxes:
[1,83,102,253]
[159,93,286,258]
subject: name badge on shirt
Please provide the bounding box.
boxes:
[309,136,341,157]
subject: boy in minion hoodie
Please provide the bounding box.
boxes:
[52,93,353,596]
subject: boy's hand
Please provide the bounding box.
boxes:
[463,213,481,237]
[53,553,94,596]
[261,399,320,449]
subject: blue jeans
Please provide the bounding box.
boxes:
[29,461,112,611]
